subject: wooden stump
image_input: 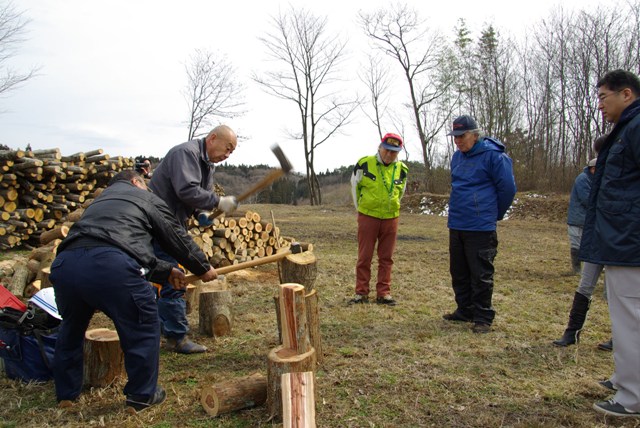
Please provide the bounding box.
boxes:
[201,372,267,417]
[267,346,316,422]
[199,289,233,337]
[282,371,316,428]
[83,328,125,387]
[278,251,317,292]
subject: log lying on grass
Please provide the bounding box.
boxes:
[201,372,267,417]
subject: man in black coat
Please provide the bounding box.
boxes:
[50,170,217,413]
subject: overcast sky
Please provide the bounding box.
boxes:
[1,0,603,173]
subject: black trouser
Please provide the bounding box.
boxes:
[449,229,498,325]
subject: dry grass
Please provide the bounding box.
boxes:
[0,201,635,427]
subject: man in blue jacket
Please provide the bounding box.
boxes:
[567,158,597,274]
[442,115,516,334]
[581,69,640,418]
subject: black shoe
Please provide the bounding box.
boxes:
[376,295,396,306]
[348,295,369,305]
[126,386,167,413]
[442,311,472,322]
[598,379,617,392]
[472,323,491,334]
[597,339,613,352]
[167,337,207,354]
[593,399,640,417]
[552,330,580,347]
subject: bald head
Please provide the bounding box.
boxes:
[205,125,237,163]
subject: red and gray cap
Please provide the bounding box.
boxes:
[381,133,403,152]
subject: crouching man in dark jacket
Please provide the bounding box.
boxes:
[50,170,217,413]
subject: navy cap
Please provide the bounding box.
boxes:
[380,133,403,152]
[447,115,479,136]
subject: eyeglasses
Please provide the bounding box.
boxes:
[597,90,622,104]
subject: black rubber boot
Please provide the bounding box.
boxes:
[553,292,590,347]
[570,248,581,274]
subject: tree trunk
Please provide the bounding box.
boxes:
[8,260,30,297]
[305,289,322,365]
[200,372,267,417]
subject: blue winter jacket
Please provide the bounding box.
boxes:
[567,167,593,227]
[580,99,640,266]
[448,137,517,232]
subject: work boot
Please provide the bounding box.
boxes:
[553,292,590,347]
[166,337,207,354]
[570,248,581,274]
[126,385,167,413]
[597,338,613,352]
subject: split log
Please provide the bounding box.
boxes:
[199,289,233,337]
[278,251,317,292]
[267,346,316,422]
[184,284,197,315]
[304,289,322,365]
[281,371,316,428]
[279,284,311,355]
[200,372,267,417]
[83,328,125,387]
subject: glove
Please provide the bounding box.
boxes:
[217,195,238,215]
[197,211,213,227]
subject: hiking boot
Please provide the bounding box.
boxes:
[472,323,491,334]
[167,337,207,354]
[442,311,473,322]
[593,399,640,417]
[348,295,369,305]
[597,338,613,352]
[126,385,167,413]
[376,295,396,306]
[599,379,617,392]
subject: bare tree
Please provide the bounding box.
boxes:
[358,54,392,140]
[360,4,451,183]
[0,1,38,100]
[183,48,244,140]
[254,7,359,205]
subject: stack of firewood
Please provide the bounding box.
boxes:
[187,210,287,268]
[0,148,134,249]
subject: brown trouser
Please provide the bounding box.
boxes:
[355,213,399,297]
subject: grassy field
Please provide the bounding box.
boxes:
[0,202,629,427]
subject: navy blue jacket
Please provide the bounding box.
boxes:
[448,137,517,232]
[149,138,219,228]
[580,99,640,266]
[567,166,593,227]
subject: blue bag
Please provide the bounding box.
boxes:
[0,305,59,382]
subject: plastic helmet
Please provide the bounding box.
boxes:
[29,288,62,320]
